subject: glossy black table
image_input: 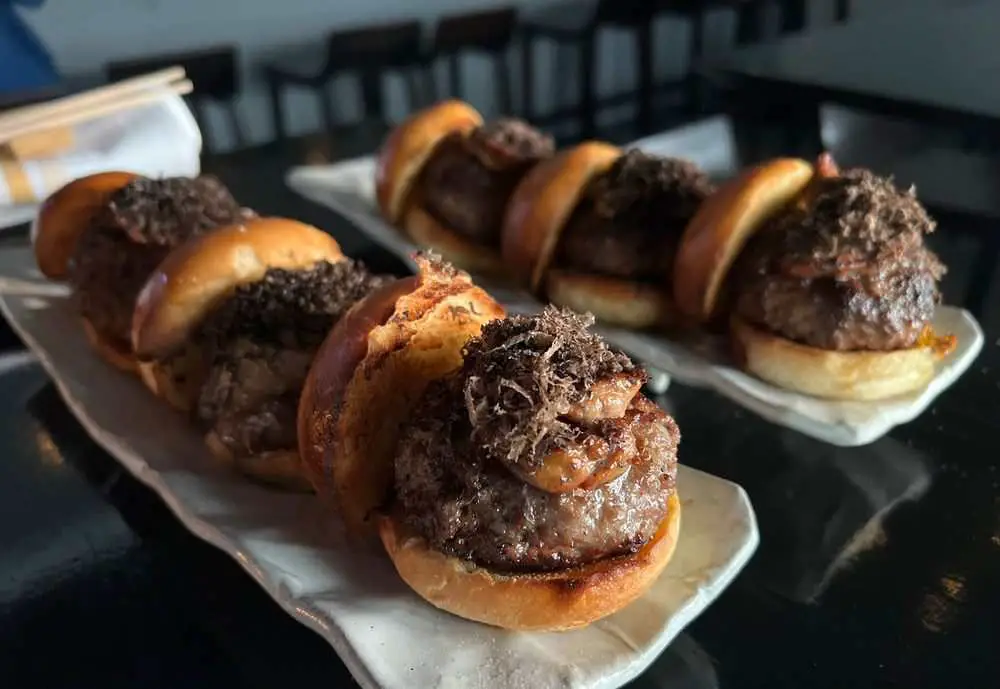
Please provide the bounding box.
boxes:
[2,128,999,689]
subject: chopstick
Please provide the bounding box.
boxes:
[0,67,190,144]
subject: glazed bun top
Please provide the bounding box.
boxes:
[298,253,505,536]
[132,217,344,360]
[501,141,622,291]
[31,171,141,280]
[375,100,483,224]
[673,157,815,323]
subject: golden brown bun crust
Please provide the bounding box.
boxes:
[501,141,621,292]
[403,205,506,277]
[298,257,505,536]
[375,100,483,224]
[32,171,141,280]
[379,493,680,631]
[298,276,419,495]
[205,431,313,492]
[82,317,137,373]
[731,315,942,400]
[545,269,677,330]
[132,217,344,361]
[673,158,814,324]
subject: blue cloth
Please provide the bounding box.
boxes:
[0,0,58,94]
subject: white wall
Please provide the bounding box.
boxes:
[19,0,947,151]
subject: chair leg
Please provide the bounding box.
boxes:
[225,102,247,150]
[780,0,808,34]
[359,69,386,123]
[421,61,438,105]
[685,11,706,115]
[579,26,598,138]
[635,19,655,134]
[447,54,462,99]
[494,53,514,115]
[555,41,575,115]
[318,83,337,134]
[735,1,764,44]
[190,98,214,157]
[266,76,287,142]
[405,69,424,113]
[520,30,536,119]
[834,0,850,22]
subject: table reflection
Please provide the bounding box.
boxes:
[735,431,932,602]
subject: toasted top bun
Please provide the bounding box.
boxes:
[132,217,343,360]
[673,158,815,324]
[298,255,504,537]
[501,141,621,292]
[32,171,141,280]
[375,100,483,224]
[379,492,681,631]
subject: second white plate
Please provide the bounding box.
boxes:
[285,158,984,447]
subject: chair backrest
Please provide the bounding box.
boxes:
[431,8,517,54]
[325,20,423,71]
[106,45,240,101]
[628,115,741,180]
[596,0,656,25]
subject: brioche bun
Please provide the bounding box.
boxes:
[32,171,141,280]
[298,255,504,537]
[132,216,344,410]
[731,315,945,401]
[501,141,621,292]
[82,317,137,373]
[545,269,676,330]
[673,158,814,324]
[379,492,680,631]
[205,433,312,493]
[403,205,506,277]
[375,100,483,225]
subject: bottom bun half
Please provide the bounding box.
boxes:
[731,315,940,401]
[403,205,507,279]
[379,493,681,631]
[545,269,677,330]
[205,431,313,493]
[82,318,137,373]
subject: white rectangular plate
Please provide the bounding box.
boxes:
[0,246,758,689]
[286,157,985,447]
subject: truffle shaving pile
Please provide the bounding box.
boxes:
[460,307,640,470]
[589,149,715,228]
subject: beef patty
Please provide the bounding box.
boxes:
[69,175,249,348]
[557,150,714,281]
[734,168,946,351]
[394,308,679,572]
[196,260,389,459]
[418,118,554,246]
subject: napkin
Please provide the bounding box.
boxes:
[0,89,202,229]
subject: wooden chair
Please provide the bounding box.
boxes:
[106,45,245,155]
[520,0,771,138]
[263,20,424,141]
[424,7,518,114]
